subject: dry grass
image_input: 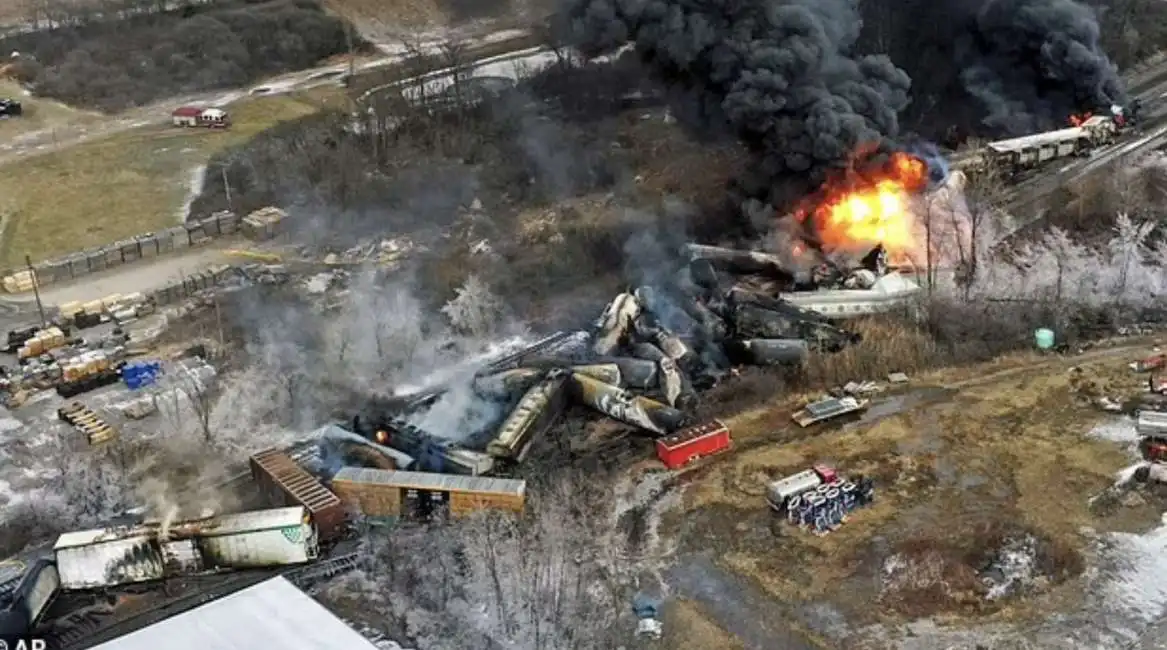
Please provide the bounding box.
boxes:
[0,80,102,140]
[0,87,345,267]
[663,599,745,650]
[804,318,941,387]
[681,346,1160,624]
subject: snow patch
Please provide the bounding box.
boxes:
[1101,514,1167,623]
[1089,417,1140,444]
[176,165,207,224]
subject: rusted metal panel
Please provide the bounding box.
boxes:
[249,449,346,541]
[333,467,526,519]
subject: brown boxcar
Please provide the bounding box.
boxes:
[249,449,346,541]
[331,468,525,521]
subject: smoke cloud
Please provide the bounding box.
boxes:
[560,0,912,203]
[560,0,1125,209]
[956,0,1126,134]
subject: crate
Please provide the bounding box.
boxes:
[57,402,117,445]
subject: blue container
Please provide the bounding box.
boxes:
[122,360,162,390]
[797,499,815,528]
[840,482,857,511]
[825,489,843,526]
[808,495,829,534]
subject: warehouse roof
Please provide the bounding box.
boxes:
[333,467,525,496]
[89,576,378,650]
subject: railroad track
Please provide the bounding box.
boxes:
[46,553,366,650]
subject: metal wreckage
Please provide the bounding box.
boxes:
[348,242,921,472]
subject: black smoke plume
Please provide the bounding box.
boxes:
[955,0,1127,134]
[559,0,912,206]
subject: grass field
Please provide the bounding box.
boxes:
[0,80,101,139]
[0,86,346,267]
[675,340,1160,630]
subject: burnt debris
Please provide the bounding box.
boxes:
[348,242,917,465]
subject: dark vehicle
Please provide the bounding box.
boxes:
[0,99,21,117]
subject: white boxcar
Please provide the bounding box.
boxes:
[54,506,317,590]
[54,529,201,590]
[197,507,318,568]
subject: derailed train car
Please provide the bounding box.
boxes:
[486,370,569,460]
[953,108,1134,174]
[0,557,59,638]
[53,506,317,590]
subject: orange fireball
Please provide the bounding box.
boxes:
[806,151,928,257]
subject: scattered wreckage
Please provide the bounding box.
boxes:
[350,242,918,468]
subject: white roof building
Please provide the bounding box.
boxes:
[89,576,379,650]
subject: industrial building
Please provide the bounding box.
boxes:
[88,576,379,650]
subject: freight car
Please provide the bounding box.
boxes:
[249,448,347,542]
[331,468,525,522]
[0,557,58,638]
[655,420,732,469]
[350,417,495,476]
[486,371,569,461]
[956,110,1129,174]
[53,506,318,590]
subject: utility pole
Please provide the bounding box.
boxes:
[25,255,45,328]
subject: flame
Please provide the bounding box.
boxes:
[802,150,928,257]
[375,430,389,444]
[1069,112,1093,127]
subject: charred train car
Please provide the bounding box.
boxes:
[52,507,317,590]
[0,556,59,638]
[954,109,1134,174]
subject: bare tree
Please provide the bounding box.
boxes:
[344,473,632,649]
[441,274,504,338]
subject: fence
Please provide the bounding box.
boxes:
[2,211,240,293]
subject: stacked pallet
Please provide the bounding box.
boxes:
[57,402,117,445]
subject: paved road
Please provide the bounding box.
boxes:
[0,28,537,168]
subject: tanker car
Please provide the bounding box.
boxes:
[953,105,1137,174]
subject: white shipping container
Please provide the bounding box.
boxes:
[766,469,823,511]
[54,532,204,590]
[198,507,318,568]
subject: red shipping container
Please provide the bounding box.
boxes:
[812,464,837,483]
[656,420,732,469]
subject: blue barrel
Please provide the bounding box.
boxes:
[840,482,857,511]
[122,360,162,390]
[797,499,815,528]
[826,489,843,526]
[808,495,828,534]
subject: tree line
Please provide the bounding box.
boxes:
[1,0,358,111]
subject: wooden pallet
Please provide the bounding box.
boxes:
[57,401,117,445]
